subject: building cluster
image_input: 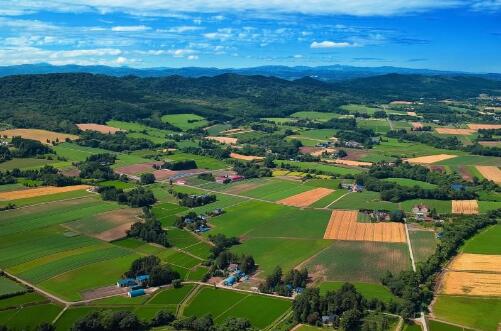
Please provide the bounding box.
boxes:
[222,264,249,287]
[116,274,150,298]
[215,174,245,184]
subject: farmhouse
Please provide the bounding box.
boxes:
[412,204,430,221]
[216,174,245,184]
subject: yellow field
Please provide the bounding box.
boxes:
[323,210,406,243]
[0,129,78,144]
[0,185,92,200]
[451,200,479,215]
[476,166,501,184]
[435,128,476,135]
[467,124,501,130]
[76,123,122,134]
[206,136,238,145]
[277,187,334,208]
[325,159,373,167]
[230,153,264,161]
[405,154,457,164]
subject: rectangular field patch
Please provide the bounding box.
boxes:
[451,200,478,214]
[0,185,92,201]
[405,154,457,165]
[435,128,476,135]
[449,253,501,273]
[277,187,334,208]
[441,271,501,296]
[323,210,406,243]
[467,124,501,130]
[76,123,122,134]
[206,136,238,145]
[476,166,501,184]
[0,129,78,144]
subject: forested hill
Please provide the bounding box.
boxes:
[0,72,500,133]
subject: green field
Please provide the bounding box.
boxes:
[461,224,501,254]
[0,277,26,296]
[0,303,62,330]
[432,295,501,331]
[318,281,397,303]
[276,160,363,176]
[428,320,468,331]
[183,286,291,328]
[107,120,174,144]
[330,191,399,210]
[357,119,392,133]
[147,284,195,305]
[166,152,227,170]
[401,199,452,214]
[291,111,341,121]
[161,114,208,130]
[0,189,93,208]
[305,241,411,283]
[0,158,61,171]
[409,230,437,263]
[340,104,381,115]
[383,178,437,189]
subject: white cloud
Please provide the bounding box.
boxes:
[187,55,199,60]
[162,26,204,33]
[0,0,467,17]
[115,56,127,64]
[167,48,197,58]
[471,0,501,11]
[111,25,150,32]
[310,41,355,48]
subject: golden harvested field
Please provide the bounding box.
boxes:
[450,253,501,273]
[451,200,479,215]
[230,152,264,161]
[476,166,501,184]
[76,123,122,134]
[323,210,406,243]
[412,122,423,129]
[441,271,501,296]
[435,128,476,135]
[405,154,457,165]
[277,187,334,208]
[0,129,78,144]
[467,124,501,130]
[206,136,238,145]
[325,159,373,167]
[407,111,417,116]
[0,185,92,200]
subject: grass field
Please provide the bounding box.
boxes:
[401,199,452,214]
[340,104,381,115]
[183,286,291,328]
[166,152,227,170]
[383,178,437,189]
[0,277,26,296]
[357,119,392,133]
[276,160,363,176]
[161,114,208,131]
[329,191,399,210]
[428,320,468,331]
[318,281,397,303]
[409,230,437,263]
[107,120,174,144]
[291,111,341,121]
[0,292,47,310]
[147,284,195,305]
[434,155,501,166]
[0,189,93,208]
[0,303,62,329]
[432,295,501,331]
[0,158,63,171]
[461,224,501,255]
[305,241,411,283]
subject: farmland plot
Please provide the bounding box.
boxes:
[0,185,92,201]
[451,200,478,214]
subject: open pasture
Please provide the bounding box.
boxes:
[0,157,60,171]
[277,160,362,175]
[340,104,381,115]
[277,187,334,208]
[305,240,410,283]
[357,119,392,133]
[436,155,500,166]
[166,152,227,170]
[0,184,91,201]
[291,111,340,121]
[462,224,501,255]
[161,114,208,130]
[0,189,93,209]
[329,191,399,210]
[451,200,478,215]
[76,123,121,134]
[318,281,397,303]
[239,178,314,201]
[0,128,78,144]
[383,177,437,189]
[107,120,174,144]
[475,166,501,184]
[323,210,406,243]
[309,189,350,208]
[0,277,26,296]
[152,202,188,227]
[0,303,62,330]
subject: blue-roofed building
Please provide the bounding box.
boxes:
[224,275,237,286]
[136,275,150,285]
[128,289,145,298]
[116,278,136,288]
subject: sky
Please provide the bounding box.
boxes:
[0,0,500,72]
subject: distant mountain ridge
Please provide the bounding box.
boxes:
[1,63,500,81]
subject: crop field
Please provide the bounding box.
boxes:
[435,156,501,166]
[409,230,437,263]
[0,303,63,330]
[0,157,60,171]
[357,119,392,133]
[340,104,381,115]
[406,154,458,164]
[238,178,314,201]
[161,114,208,130]
[166,152,228,170]
[432,295,501,331]
[0,277,26,296]
[329,191,399,210]
[277,187,334,207]
[462,224,501,255]
[475,166,501,184]
[305,241,411,283]
[318,281,397,303]
[291,111,340,121]
[183,286,291,328]
[323,210,406,243]
[0,189,93,208]
[152,202,189,227]
[206,136,238,144]
[147,284,195,305]
[435,128,476,135]
[467,124,501,130]
[383,177,437,189]
[0,184,91,201]
[0,128,78,144]
[451,200,478,214]
[309,189,350,208]
[276,160,363,175]
[107,120,175,144]
[76,123,122,134]
[326,159,372,167]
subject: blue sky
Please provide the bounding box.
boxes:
[0,1,500,72]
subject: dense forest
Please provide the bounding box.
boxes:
[1,73,500,133]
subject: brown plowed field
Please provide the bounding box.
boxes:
[206,136,238,145]
[323,210,406,243]
[0,185,92,200]
[230,153,264,161]
[95,222,135,242]
[326,159,372,167]
[0,129,78,144]
[278,187,334,208]
[115,162,163,175]
[412,122,423,129]
[476,166,501,184]
[452,200,479,214]
[405,154,457,164]
[467,124,501,130]
[76,123,122,134]
[435,128,476,135]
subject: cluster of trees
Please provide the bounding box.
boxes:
[128,208,169,246]
[464,143,501,157]
[79,153,118,180]
[259,266,308,296]
[182,140,231,160]
[71,309,175,331]
[10,136,53,157]
[233,161,271,178]
[125,255,180,286]
[387,129,462,150]
[236,134,302,159]
[382,210,499,317]
[140,173,156,184]
[336,128,376,147]
[208,234,240,258]
[197,173,215,181]
[170,190,217,207]
[293,283,393,330]
[212,251,256,275]
[159,159,197,170]
[98,186,156,207]
[0,165,81,187]
[174,211,209,232]
[77,131,154,152]
[171,315,256,331]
